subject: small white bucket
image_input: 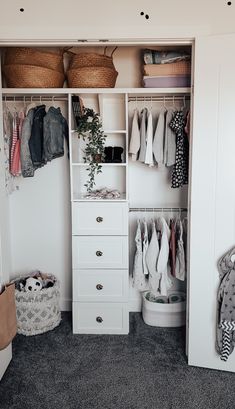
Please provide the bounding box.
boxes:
[142,291,186,328]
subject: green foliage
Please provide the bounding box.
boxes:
[76,108,106,192]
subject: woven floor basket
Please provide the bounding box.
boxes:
[3,64,65,88]
[67,66,118,88]
[15,275,61,336]
[4,47,64,73]
[69,52,115,70]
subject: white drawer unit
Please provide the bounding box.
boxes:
[70,93,129,335]
[73,302,129,334]
[73,269,129,302]
[72,202,128,236]
[72,236,128,269]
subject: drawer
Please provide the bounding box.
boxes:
[72,236,128,269]
[72,202,128,235]
[73,302,129,334]
[73,269,129,302]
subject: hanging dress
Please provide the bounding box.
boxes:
[142,219,149,275]
[144,110,154,167]
[157,217,173,296]
[152,108,166,167]
[146,219,160,293]
[138,108,148,163]
[3,106,18,194]
[170,111,189,188]
[175,219,186,281]
[132,219,148,291]
[129,108,140,161]
[164,109,176,167]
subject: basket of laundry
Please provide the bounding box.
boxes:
[14,271,61,336]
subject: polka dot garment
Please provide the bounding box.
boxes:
[169,111,189,188]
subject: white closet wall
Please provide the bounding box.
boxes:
[0,1,235,40]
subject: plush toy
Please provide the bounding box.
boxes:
[24,277,43,292]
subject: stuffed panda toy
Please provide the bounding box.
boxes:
[25,277,43,292]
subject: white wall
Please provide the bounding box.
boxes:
[0,0,235,41]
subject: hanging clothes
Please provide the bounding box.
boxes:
[142,219,149,275]
[129,108,140,161]
[170,111,189,188]
[138,108,148,163]
[164,109,176,167]
[169,219,176,277]
[146,219,160,293]
[132,219,148,291]
[28,105,47,169]
[144,110,154,167]
[10,111,19,175]
[20,108,36,178]
[156,217,173,296]
[11,109,24,177]
[3,106,18,194]
[43,106,69,163]
[175,219,186,281]
[152,108,166,167]
[216,247,235,362]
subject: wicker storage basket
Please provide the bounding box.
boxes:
[143,61,191,77]
[67,66,118,88]
[4,47,64,73]
[3,64,65,88]
[69,52,115,70]
[15,274,61,336]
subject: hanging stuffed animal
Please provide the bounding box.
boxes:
[24,277,43,292]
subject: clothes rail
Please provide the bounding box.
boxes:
[2,96,68,102]
[129,207,187,212]
[128,96,190,103]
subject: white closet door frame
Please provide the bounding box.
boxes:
[188,33,235,372]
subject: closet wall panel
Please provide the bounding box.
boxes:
[9,148,71,310]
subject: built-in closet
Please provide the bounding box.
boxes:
[1,33,235,373]
[0,43,192,336]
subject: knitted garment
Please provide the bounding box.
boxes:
[216,247,235,361]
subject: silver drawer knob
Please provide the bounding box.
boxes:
[96,250,103,257]
[96,216,103,223]
[96,284,103,290]
[96,316,103,323]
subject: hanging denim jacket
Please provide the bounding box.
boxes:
[28,105,46,168]
[43,106,69,163]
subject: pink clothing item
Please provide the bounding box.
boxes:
[11,139,21,176]
[10,113,18,174]
[10,110,25,176]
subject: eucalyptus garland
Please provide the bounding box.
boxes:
[76,108,107,192]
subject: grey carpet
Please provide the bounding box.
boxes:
[0,312,235,409]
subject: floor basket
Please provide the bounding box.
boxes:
[15,274,61,336]
[4,47,64,73]
[67,66,118,88]
[142,291,186,327]
[3,64,65,88]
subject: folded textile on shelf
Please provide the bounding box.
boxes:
[143,49,191,65]
[143,75,191,88]
[83,188,121,199]
[143,61,191,77]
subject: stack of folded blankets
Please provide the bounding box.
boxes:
[142,49,191,88]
